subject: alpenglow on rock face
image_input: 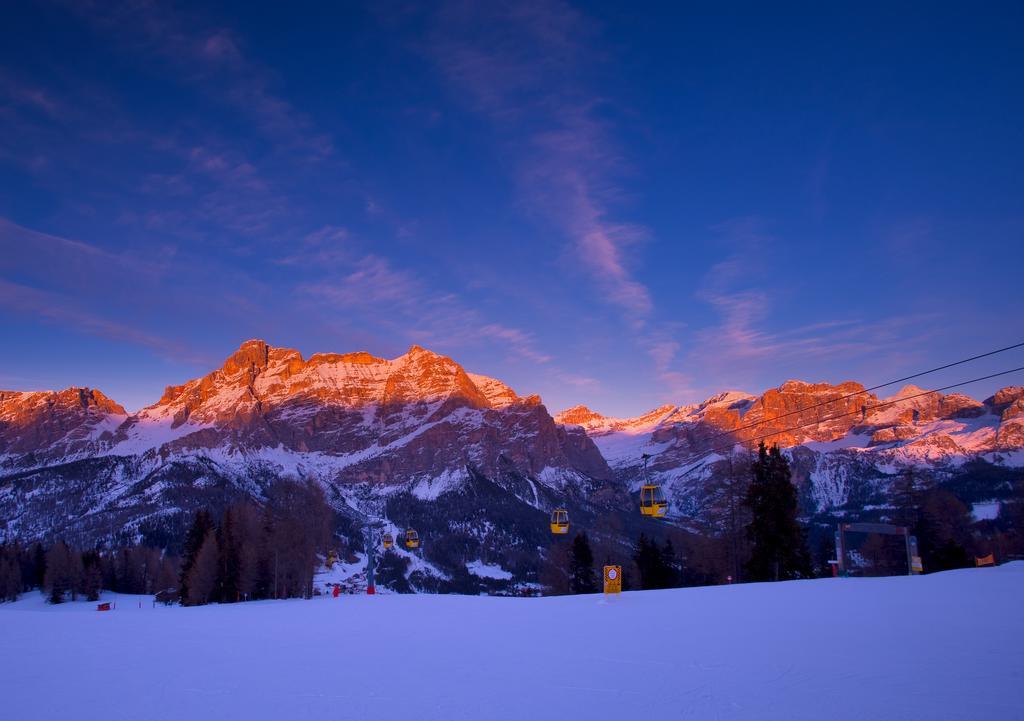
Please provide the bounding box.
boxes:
[555,381,1024,525]
[1,340,1022,590]
[0,341,612,550]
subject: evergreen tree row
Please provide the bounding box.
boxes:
[178,478,333,606]
[0,539,179,604]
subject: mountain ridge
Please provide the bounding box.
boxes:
[1,339,1022,592]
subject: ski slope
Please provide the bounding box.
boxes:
[2,565,1023,720]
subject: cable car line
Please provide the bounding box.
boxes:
[695,364,1024,460]
[654,365,1024,496]
[639,453,668,517]
[689,340,1024,446]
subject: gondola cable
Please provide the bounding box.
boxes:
[690,341,1024,446]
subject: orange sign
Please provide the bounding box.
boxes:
[975,554,995,567]
[603,565,622,594]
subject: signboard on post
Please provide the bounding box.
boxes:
[603,565,622,595]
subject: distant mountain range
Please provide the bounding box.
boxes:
[2,339,1022,590]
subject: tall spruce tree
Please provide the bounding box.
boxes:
[31,543,46,589]
[916,488,973,572]
[0,545,21,602]
[185,533,219,606]
[659,538,680,589]
[569,533,596,594]
[80,549,103,601]
[179,509,215,603]
[892,468,922,529]
[633,533,675,590]
[744,443,812,582]
[44,541,81,603]
[216,506,242,603]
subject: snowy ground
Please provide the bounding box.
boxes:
[2,565,1023,721]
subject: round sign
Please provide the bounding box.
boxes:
[607,568,618,580]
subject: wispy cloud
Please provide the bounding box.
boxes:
[308,255,421,310]
[478,324,552,364]
[0,278,204,364]
[0,217,278,362]
[65,0,332,160]
[0,217,169,292]
[640,326,698,402]
[0,71,61,116]
[274,226,353,267]
[686,217,941,395]
[424,0,652,319]
[298,253,553,366]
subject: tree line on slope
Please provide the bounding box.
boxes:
[0,478,333,605]
[549,441,1023,595]
[698,443,1022,581]
[547,443,812,595]
[176,478,332,605]
[3,448,1021,603]
[0,539,179,603]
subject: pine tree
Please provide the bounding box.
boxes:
[916,488,973,572]
[185,532,219,606]
[568,533,596,594]
[45,541,81,603]
[659,538,679,589]
[79,550,103,602]
[892,468,921,529]
[155,555,180,599]
[31,543,46,589]
[179,509,215,603]
[0,545,21,602]
[216,506,241,603]
[632,533,654,590]
[744,443,812,582]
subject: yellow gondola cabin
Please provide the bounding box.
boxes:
[550,508,570,535]
[404,528,420,549]
[382,533,394,550]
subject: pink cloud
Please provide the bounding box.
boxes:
[0,278,204,364]
[0,72,60,116]
[425,0,652,319]
[274,226,352,267]
[298,254,553,365]
[685,219,943,396]
[478,324,552,364]
[64,0,333,160]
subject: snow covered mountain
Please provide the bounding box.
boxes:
[0,341,616,582]
[555,380,1024,528]
[2,339,1022,590]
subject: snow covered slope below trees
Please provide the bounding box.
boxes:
[2,564,1022,721]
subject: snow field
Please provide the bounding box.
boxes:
[1,564,1022,720]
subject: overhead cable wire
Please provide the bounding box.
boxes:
[690,341,1024,444]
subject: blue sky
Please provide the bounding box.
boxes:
[1,1,1022,414]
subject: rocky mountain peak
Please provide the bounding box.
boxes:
[0,387,126,418]
[467,374,520,408]
[989,386,1024,409]
[68,387,127,415]
[222,339,272,375]
[0,386,126,461]
[554,405,605,426]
